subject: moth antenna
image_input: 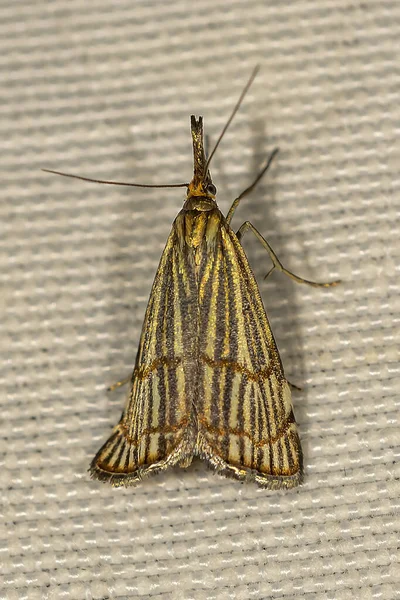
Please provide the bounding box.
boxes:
[203,65,260,176]
[42,169,189,189]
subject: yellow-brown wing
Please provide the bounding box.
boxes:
[195,221,303,489]
[90,223,198,486]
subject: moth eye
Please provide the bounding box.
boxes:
[207,183,217,195]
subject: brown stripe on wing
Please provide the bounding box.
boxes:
[196,234,222,426]
[222,232,242,465]
[154,241,174,462]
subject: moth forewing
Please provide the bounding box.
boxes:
[89,225,199,486]
[194,217,303,489]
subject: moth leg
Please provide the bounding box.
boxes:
[288,380,302,392]
[108,375,131,392]
[263,265,275,281]
[237,221,340,288]
[226,148,279,225]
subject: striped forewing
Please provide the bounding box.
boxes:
[90,207,302,488]
[196,218,303,488]
[90,224,198,485]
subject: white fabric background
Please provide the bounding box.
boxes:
[1,1,399,599]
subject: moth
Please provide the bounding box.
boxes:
[44,67,338,488]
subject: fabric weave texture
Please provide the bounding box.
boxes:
[1,1,399,599]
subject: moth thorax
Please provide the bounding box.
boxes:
[183,209,222,250]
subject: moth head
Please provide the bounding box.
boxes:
[187,116,217,200]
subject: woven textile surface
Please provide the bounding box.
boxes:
[1,1,399,599]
